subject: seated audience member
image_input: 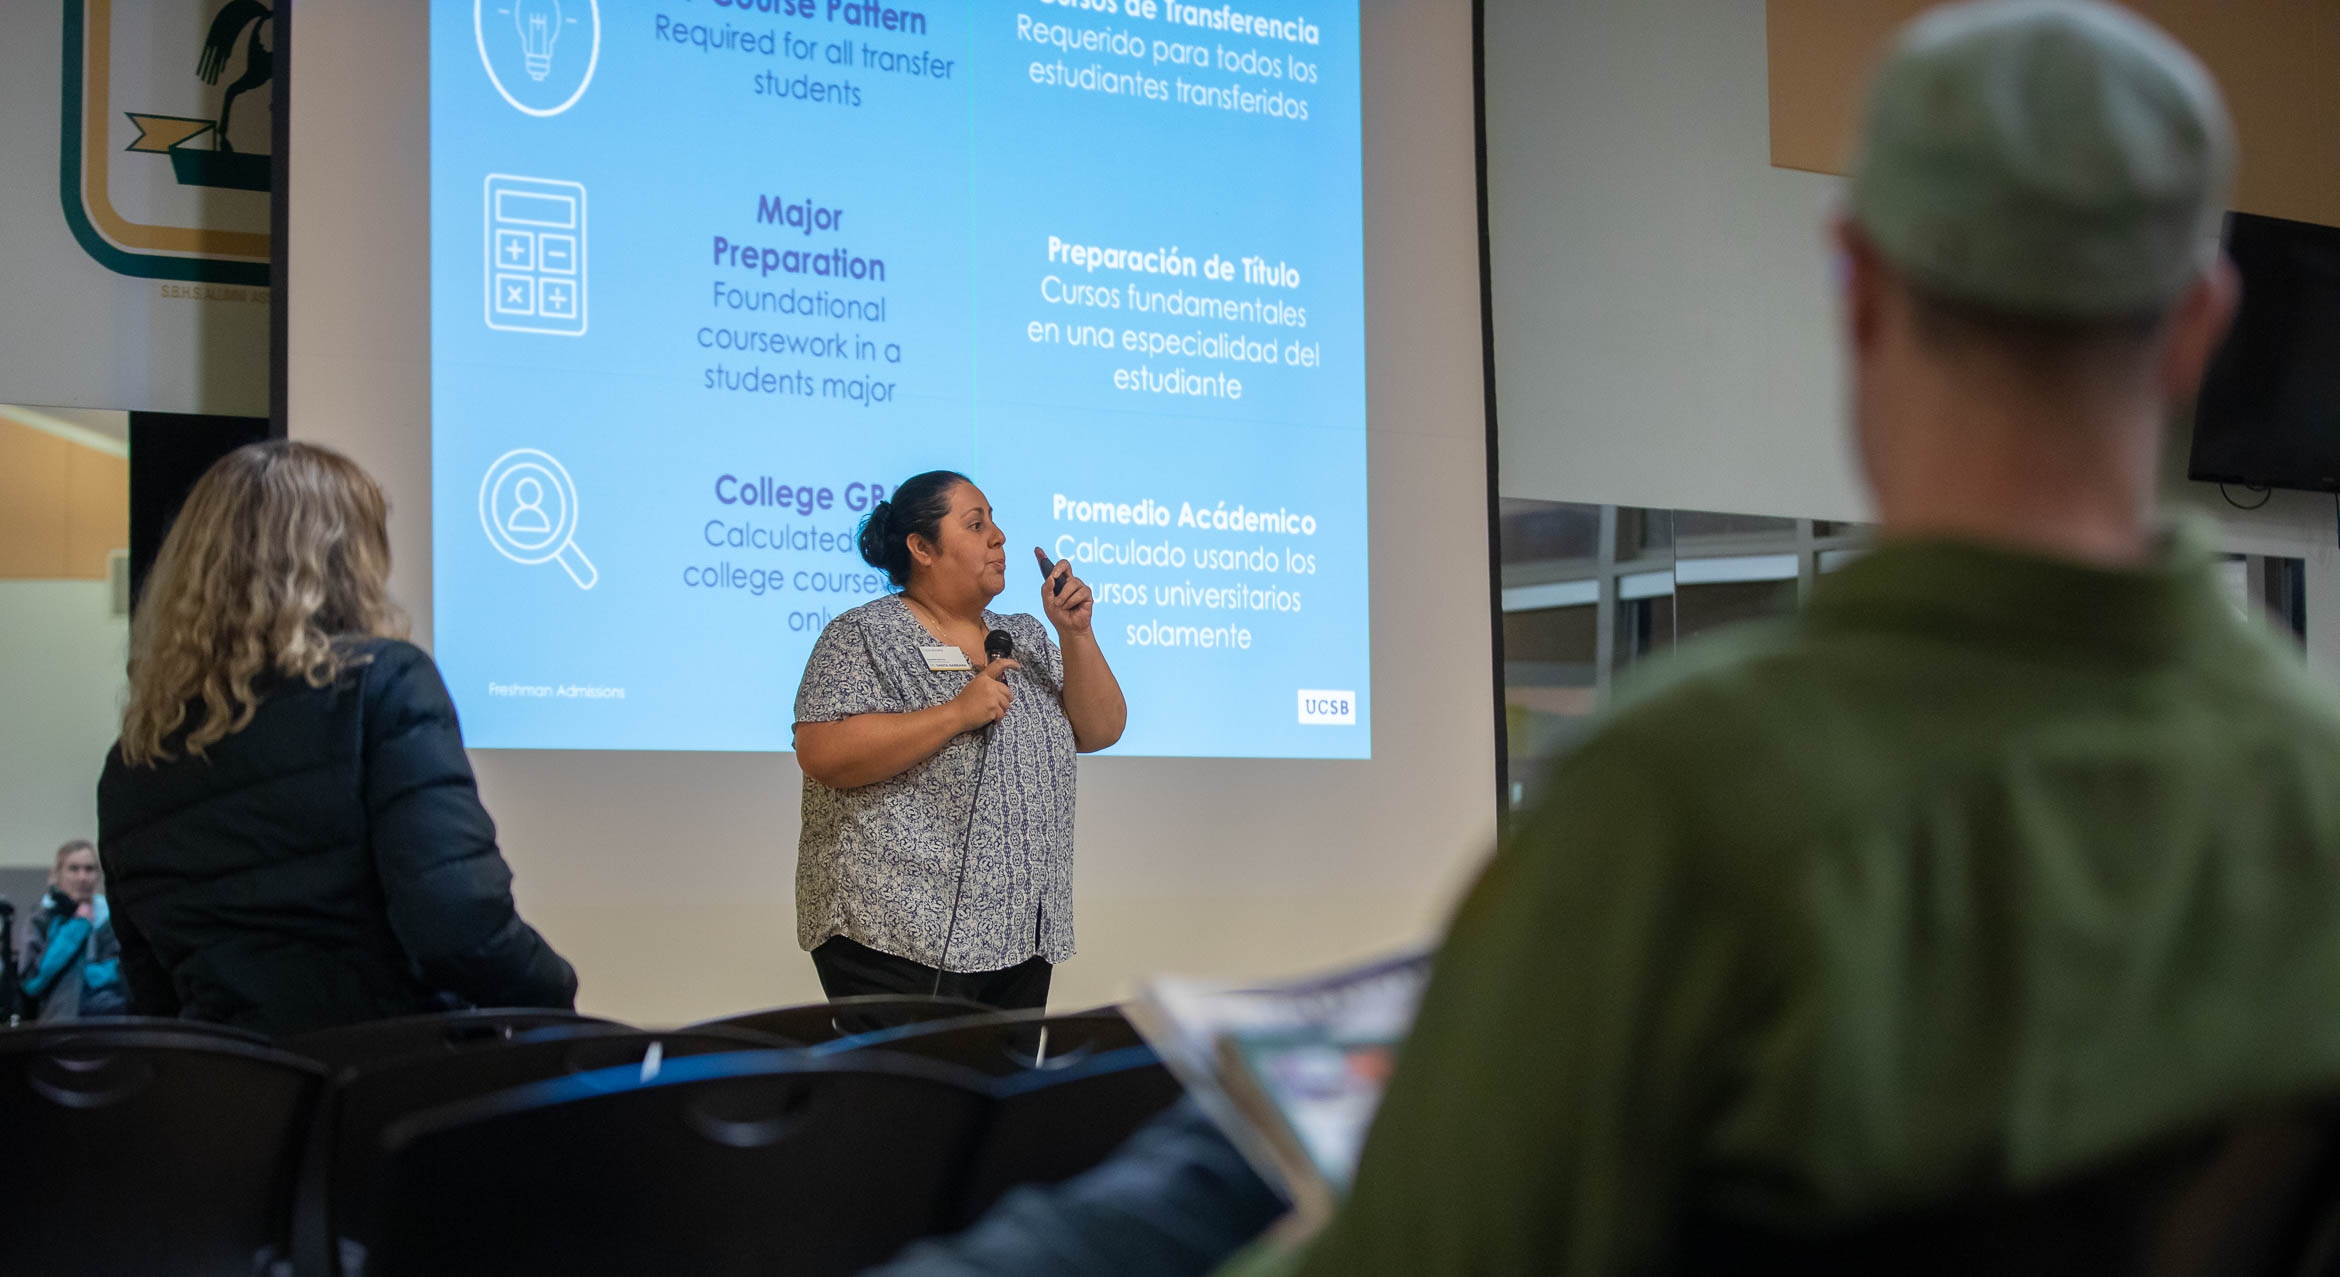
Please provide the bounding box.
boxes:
[19,840,128,1021]
[98,441,576,1036]
[1225,4,2340,1274]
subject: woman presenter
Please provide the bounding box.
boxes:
[793,471,1127,1009]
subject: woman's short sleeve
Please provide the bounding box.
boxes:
[795,618,891,725]
[1011,614,1064,695]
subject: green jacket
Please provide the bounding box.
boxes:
[1243,524,2340,1275]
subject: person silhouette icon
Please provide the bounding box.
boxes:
[505,475,554,537]
[479,449,596,589]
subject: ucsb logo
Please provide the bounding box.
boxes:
[1296,690,1356,726]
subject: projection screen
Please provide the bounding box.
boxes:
[283,0,1494,1019]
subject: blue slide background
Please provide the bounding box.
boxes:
[431,0,1366,757]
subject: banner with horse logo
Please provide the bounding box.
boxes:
[0,0,271,414]
[60,0,272,284]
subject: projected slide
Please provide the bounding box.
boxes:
[431,1,1366,756]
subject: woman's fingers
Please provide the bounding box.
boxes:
[1049,575,1094,631]
[952,660,1018,730]
[1044,567,1088,607]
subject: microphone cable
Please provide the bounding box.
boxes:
[931,724,992,997]
[932,627,1016,998]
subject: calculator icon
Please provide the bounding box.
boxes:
[483,174,587,336]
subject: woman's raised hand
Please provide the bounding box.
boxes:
[1037,551,1095,636]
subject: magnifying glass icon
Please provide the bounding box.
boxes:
[479,448,597,589]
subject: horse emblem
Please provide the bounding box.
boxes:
[195,0,273,154]
[60,0,271,283]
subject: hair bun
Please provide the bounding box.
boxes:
[856,472,969,588]
[856,499,896,576]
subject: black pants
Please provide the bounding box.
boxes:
[810,936,1052,1011]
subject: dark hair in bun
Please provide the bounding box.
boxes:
[858,470,970,588]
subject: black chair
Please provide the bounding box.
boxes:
[1681,1108,2340,1276]
[308,1023,782,1276]
[365,1050,996,1277]
[282,1007,616,1073]
[0,1027,326,1276]
[819,1008,1187,1227]
[817,1006,1149,1075]
[689,994,991,1046]
[0,1013,276,1049]
[955,1044,1188,1228]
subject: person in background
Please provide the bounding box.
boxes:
[1221,3,2340,1273]
[19,840,127,1021]
[793,470,1125,1010]
[865,5,2309,1272]
[98,441,577,1036]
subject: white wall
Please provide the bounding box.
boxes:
[0,582,125,867]
[1484,0,1861,522]
[287,0,1498,1025]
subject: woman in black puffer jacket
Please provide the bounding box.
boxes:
[97,441,577,1036]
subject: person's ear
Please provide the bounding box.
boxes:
[1832,216,1888,358]
[906,533,937,568]
[2156,256,2240,405]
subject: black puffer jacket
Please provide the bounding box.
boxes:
[97,639,577,1036]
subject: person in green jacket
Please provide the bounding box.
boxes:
[1233,2,2340,1273]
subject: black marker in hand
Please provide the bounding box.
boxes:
[1035,547,1068,597]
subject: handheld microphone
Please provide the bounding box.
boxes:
[934,628,1016,995]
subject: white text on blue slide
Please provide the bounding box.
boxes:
[430,0,1369,758]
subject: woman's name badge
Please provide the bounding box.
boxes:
[919,645,972,672]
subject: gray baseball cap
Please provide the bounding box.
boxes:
[1848,0,2235,320]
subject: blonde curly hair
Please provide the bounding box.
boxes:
[119,441,407,765]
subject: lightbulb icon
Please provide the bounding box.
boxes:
[475,0,600,117]
[513,0,563,82]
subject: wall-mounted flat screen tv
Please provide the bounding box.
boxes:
[2189,212,2340,492]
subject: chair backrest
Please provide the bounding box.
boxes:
[0,1028,325,1277]
[319,1024,783,1271]
[817,1006,1149,1076]
[365,1050,994,1277]
[817,1008,1186,1227]
[690,995,991,1046]
[1682,1109,2340,1276]
[281,1007,616,1073]
[949,1045,1189,1229]
[1,1014,276,1050]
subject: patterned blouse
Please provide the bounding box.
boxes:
[793,594,1078,971]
